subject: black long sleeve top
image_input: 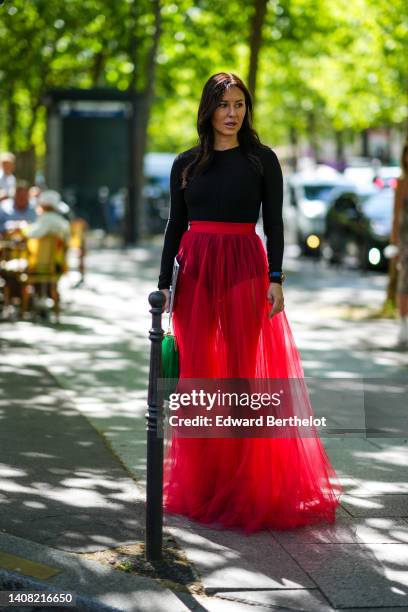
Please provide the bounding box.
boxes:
[157,143,284,290]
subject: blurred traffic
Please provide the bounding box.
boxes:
[144,152,401,275]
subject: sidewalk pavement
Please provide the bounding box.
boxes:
[0,348,188,611]
[1,238,408,611]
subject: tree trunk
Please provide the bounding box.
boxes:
[92,51,106,87]
[15,146,36,184]
[6,88,18,153]
[125,0,162,244]
[361,128,369,157]
[335,129,346,170]
[247,0,268,113]
[289,126,299,172]
[307,110,320,163]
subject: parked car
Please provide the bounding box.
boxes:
[287,166,350,256]
[323,186,394,271]
[344,164,400,190]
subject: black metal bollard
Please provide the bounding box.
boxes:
[145,290,166,561]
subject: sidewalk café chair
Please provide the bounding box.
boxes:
[17,235,67,320]
[0,233,29,312]
[68,218,87,283]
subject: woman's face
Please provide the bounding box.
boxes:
[211,85,246,140]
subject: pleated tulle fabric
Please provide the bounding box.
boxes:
[163,220,343,533]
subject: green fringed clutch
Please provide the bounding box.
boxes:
[161,256,180,399]
[162,330,179,379]
[161,328,179,403]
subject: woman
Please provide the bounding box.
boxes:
[157,72,342,533]
[391,141,408,347]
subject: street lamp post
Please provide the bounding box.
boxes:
[145,290,165,560]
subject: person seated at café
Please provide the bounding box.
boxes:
[0,152,16,202]
[0,179,37,234]
[25,189,71,244]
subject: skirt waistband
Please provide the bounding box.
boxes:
[188,221,256,234]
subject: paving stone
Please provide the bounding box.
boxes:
[320,438,380,451]
[335,476,368,495]
[368,439,408,449]
[338,608,408,612]
[165,518,315,591]
[341,493,408,518]
[353,480,408,495]
[328,444,408,495]
[188,595,274,611]
[281,542,408,609]
[272,517,408,550]
[336,505,353,518]
[342,517,408,545]
[209,588,333,611]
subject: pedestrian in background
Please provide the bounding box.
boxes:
[0,152,16,201]
[26,189,71,244]
[0,179,37,234]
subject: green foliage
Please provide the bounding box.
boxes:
[0,0,406,159]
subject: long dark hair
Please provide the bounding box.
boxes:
[180,72,266,188]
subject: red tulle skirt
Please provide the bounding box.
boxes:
[163,220,343,533]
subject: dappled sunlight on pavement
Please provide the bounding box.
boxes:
[1,244,408,610]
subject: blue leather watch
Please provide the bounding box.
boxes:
[269,271,286,284]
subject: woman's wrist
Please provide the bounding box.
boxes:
[268,271,285,284]
[157,282,170,290]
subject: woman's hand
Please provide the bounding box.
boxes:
[267,283,284,318]
[160,288,170,313]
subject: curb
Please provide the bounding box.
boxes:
[0,569,122,611]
